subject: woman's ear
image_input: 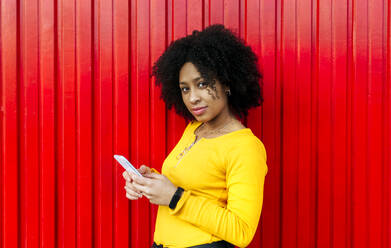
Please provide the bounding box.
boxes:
[225,87,232,96]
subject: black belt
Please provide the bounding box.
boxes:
[152,240,234,248]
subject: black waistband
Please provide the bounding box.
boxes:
[152,240,234,248]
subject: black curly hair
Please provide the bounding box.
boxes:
[151,24,263,121]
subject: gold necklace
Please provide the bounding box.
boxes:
[197,118,235,137]
[175,118,235,164]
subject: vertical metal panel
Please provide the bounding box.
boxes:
[346,1,355,246]
[0,0,390,247]
[317,1,333,247]
[187,0,203,32]
[296,0,314,247]
[167,0,187,152]
[352,0,370,247]
[1,0,18,247]
[76,0,93,246]
[281,0,297,246]
[330,1,349,247]
[39,0,56,246]
[387,2,391,248]
[259,0,280,247]
[57,0,78,246]
[245,0,261,245]
[20,0,39,247]
[130,0,151,246]
[150,0,166,242]
[331,1,348,248]
[367,1,384,248]
[113,0,130,247]
[93,0,114,247]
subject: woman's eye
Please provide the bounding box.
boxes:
[198,82,208,88]
[180,87,189,93]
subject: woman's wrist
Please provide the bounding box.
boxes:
[169,187,184,209]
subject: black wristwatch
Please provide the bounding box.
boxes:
[169,187,184,209]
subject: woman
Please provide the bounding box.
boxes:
[123,24,267,248]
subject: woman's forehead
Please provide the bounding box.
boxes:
[179,62,202,83]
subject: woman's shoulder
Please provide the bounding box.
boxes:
[221,129,266,157]
[221,130,267,176]
[228,131,265,149]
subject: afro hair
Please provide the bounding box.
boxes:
[151,24,263,121]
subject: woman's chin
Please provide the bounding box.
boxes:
[193,115,207,123]
[193,116,203,122]
[193,113,219,124]
[191,111,214,123]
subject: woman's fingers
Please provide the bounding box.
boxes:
[126,192,139,200]
[132,181,149,195]
[124,185,142,198]
[124,175,143,201]
[123,170,143,181]
[123,167,155,201]
[131,174,152,186]
[125,190,140,198]
[138,165,151,175]
[124,172,177,206]
[147,172,161,179]
[122,171,131,181]
[126,180,140,192]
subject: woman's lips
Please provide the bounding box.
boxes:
[192,107,207,115]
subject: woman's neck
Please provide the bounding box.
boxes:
[202,110,236,132]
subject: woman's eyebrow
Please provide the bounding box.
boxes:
[179,77,202,85]
[192,77,202,82]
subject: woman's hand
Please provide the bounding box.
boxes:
[131,173,177,206]
[123,165,153,200]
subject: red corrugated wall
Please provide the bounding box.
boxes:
[1,0,390,247]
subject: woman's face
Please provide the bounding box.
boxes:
[179,62,231,123]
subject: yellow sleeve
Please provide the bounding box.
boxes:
[168,140,268,248]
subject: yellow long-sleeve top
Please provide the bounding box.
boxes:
[154,121,268,248]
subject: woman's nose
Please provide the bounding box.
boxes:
[189,90,200,104]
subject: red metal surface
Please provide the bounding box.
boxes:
[1,1,18,247]
[40,0,56,246]
[1,0,390,248]
[76,0,93,247]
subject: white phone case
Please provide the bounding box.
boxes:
[114,155,143,177]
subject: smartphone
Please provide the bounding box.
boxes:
[114,155,143,177]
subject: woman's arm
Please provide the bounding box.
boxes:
[167,141,267,247]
